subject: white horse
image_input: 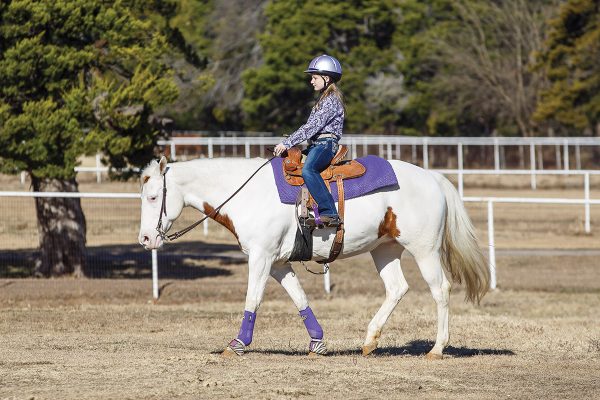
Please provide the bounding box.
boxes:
[138,155,489,358]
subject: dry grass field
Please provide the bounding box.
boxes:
[1,171,599,399]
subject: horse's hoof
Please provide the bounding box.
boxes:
[223,339,245,357]
[362,342,378,357]
[308,339,327,356]
[221,347,238,357]
[425,352,443,360]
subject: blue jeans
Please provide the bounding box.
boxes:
[302,138,338,217]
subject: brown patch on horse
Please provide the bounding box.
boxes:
[378,207,400,238]
[203,202,238,239]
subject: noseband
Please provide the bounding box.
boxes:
[153,155,275,242]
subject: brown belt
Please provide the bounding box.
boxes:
[316,133,336,139]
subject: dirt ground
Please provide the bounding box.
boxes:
[1,172,600,399]
[1,249,599,400]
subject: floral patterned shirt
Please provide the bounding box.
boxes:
[282,95,345,148]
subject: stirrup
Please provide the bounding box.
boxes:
[299,216,318,227]
[320,215,342,227]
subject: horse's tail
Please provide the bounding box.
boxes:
[432,172,490,304]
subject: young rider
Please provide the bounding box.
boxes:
[273,54,345,227]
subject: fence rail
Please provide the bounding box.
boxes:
[5,135,600,298]
[1,188,598,297]
[463,196,600,289]
[157,134,600,173]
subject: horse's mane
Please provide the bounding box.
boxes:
[140,157,268,187]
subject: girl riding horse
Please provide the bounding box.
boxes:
[273,54,345,228]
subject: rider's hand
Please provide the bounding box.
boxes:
[273,143,287,157]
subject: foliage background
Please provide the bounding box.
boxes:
[163,0,598,138]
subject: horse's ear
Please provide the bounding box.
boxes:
[159,156,168,175]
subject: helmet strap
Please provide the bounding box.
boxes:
[320,75,330,91]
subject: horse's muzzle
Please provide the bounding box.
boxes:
[139,233,163,250]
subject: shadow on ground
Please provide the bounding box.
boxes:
[240,340,515,358]
[373,340,516,357]
[0,241,245,279]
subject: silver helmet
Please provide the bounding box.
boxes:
[304,54,342,82]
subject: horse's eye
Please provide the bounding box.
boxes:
[148,195,158,202]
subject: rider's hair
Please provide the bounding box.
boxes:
[314,78,345,113]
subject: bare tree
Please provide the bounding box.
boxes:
[430,0,558,136]
[203,0,266,125]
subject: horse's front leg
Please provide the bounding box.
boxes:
[270,263,327,355]
[223,250,273,356]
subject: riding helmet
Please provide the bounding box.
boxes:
[304,54,342,82]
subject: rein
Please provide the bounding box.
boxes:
[155,155,275,242]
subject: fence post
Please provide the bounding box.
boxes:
[494,139,500,172]
[324,264,331,294]
[423,139,429,169]
[575,144,581,170]
[259,139,265,158]
[208,138,214,158]
[245,140,250,158]
[152,249,159,300]
[170,142,177,161]
[530,143,537,190]
[95,154,102,183]
[487,200,497,289]
[585,172,591,233]
[563,140,569,171]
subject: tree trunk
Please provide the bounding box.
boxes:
[31,177,87,277]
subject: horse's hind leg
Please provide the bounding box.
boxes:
[270,263,326,355]
[363,242,408,356]
[415,251,451,359]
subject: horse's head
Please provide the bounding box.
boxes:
[138,156,184,250]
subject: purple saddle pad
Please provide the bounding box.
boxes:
[270,155,398,204]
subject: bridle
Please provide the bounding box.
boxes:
[154,155,275,242]
[155,171,170,241]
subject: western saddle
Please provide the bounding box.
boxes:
[282,145,366,264]
[282,146,366,186]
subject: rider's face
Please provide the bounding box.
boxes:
[310,74,329,91]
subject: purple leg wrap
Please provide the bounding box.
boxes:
[237,310,257,346]
[299,307,323,340]
[312,204,322,226]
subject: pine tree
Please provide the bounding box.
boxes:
[395,0,557,137]
[241,0,400,134]
[535,0,600,135]
[0,0,178,276]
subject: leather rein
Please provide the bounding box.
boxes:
[155,156,275,242]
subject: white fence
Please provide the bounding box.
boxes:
[463,196,600,290]
[5,135,599,298]
[1,187,599,297]
[7,133,600,297]
[157,134,600,173]
[0,191,163,299]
